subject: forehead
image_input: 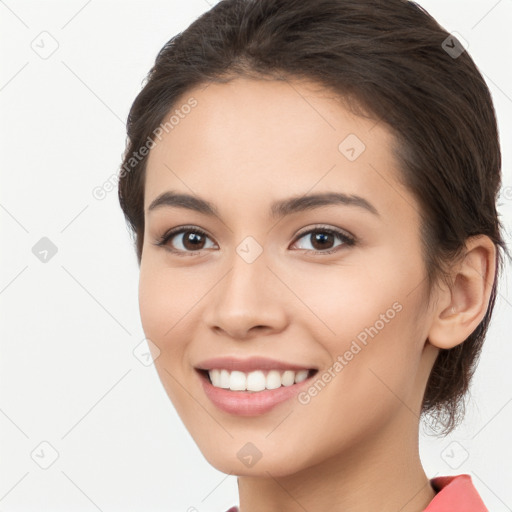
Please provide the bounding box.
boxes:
[144,77,414,221]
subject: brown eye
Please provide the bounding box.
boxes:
[180,230,208,250]
[155,226,217,255]
[292,227,355,254]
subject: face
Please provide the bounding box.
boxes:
[139,77,440,477]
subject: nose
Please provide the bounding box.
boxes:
[203,249,288,340]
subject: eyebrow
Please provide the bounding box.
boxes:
[147,190,379,219]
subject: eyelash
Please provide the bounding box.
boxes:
[153,224,356,257]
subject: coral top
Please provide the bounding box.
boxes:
[225,474,488,511]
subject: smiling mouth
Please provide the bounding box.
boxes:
[197,368,318,393]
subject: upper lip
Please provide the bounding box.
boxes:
[195,356,316,373]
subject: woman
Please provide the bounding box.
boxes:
[118,0,508,510]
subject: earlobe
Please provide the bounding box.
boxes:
[427,235,496,350]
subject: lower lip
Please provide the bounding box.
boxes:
[198,371,315,416]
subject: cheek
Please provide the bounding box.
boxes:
[138,261,202,411]
[137,265,193,380]
[138,259,205,346]
[138,264,171,342]
[286,257,425,399]
[279,258,410,342]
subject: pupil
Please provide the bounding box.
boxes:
[313,232,333,249]
[185,232,204,249]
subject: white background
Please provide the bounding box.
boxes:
[1,1,511,511]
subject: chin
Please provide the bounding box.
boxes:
[193,435,313,478]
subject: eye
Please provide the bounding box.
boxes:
[154,226,217,256]
[291,225,355,255]
[153,224,356,256]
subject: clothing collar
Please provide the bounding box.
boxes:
[226,473,488,512]
[424,474,488,511]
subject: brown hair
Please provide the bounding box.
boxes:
[118,0,509,435]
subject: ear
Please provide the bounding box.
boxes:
[427,235,497,350]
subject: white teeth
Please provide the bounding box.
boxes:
[229,370,246,391]
[209,369,230,388]
[294,370,308,383]
[246,370,266,391]
[210,369,220,387]
[219,369,230,388]
[281,370,295,386]
[207,368,312,391]
[266,370,282,389]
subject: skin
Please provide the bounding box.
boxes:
[138,77,496,512]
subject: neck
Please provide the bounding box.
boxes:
[236,410,436,512]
